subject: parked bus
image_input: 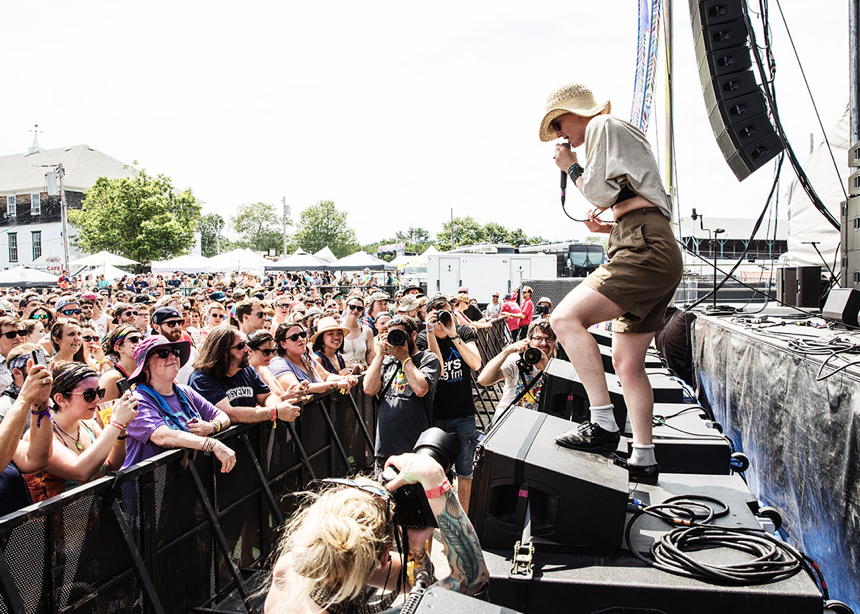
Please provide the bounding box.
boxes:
[517,241,605,277]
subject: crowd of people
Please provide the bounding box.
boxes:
[0,270,553,610]
[0,271,552,517]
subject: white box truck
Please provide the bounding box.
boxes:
[426,253,557,303]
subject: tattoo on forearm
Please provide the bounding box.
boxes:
[436,490,488,594]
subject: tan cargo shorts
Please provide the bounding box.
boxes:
[582,207,683,334]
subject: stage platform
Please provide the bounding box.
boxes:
[694,308,860,613]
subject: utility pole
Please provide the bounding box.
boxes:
[57,164,70,274]
[450,208,455,250]
[216,217,221,255]
[282,197,290,257]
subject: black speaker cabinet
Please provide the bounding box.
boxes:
[384,586,522,614]
[822,288,860,327]
[690,0,783,181]
[470,407,628,551]
[795,266,822,308]
[778,266,798,306]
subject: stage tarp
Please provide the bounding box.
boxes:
[694,315,860,613]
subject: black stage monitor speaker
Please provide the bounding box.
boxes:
[796,266,822,308]
[470,407,628,552]
[778,266,797,306]
[382,586,522,614]
[690,0,783,181]
[822,288,860,327]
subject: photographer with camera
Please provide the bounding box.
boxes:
[478,320,557,422]
[534,297,553,320]
[364,316,440,467]
[417,295,482,512]
[265,450,488,613]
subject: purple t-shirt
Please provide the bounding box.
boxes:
[123,385,221,468]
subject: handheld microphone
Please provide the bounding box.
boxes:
[559,142,571,205]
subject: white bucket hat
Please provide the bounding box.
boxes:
[538,83,612,142]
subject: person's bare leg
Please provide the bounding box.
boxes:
[550,284,625,407]
[612,331,656,447]
[612,330,660,482]
[457,477,472,514]
[550,284,627,451]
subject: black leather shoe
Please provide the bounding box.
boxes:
[613,457,660,484]
[555,422,621,452]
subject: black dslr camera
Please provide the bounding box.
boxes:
[380,428,461,529]
[534,304,550,316]
[517,346,543,373]
[387,328,408,346]
[436,310,453,326]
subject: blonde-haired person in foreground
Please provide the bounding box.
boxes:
[265,453,489,613]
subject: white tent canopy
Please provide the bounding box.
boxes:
[326,251,395,271]
[266,253,330,271]
[151,254,214,274]
[69,250,139,267]
[86,263,133,280]
[313,246,336,262]
[783,104,848,269]
[208,248,269,274]
[0,266,58,287]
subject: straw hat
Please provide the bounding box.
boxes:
[397,295,420,313]
[310,316,351,346]
[538,83,611,142]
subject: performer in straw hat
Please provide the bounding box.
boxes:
[540,83,683,484]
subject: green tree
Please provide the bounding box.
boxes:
[395,227,433,254]
[69,166,200,267]
[199,213,225,257]
[482,222,511,245]
[435,216,485,249]
[293,200,360,258]
[508,228,547,246]
[230,202,289,253]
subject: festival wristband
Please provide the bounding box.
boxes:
[424,479,452,499]
[108,419,126,431]
[30,407,51,428]
[402,356,413,366]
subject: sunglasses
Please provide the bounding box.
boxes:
[550,118,562,132]
[252,347,276,356]
[1,330,27,339]
[161,320,183,328]
[347,304,364,312]
[286,331,307,342]
[82,335,98,343]
[322,478,390,500]
[69,387,107,403]
[61,309,82,316]
[276,304,291,309]
[122,310,138,318]
[125,336,142,344]
[153,347,182,359]
[232,341,247,351]
[31,313,49,320]
[47,301,57,307]
[209,313,225,319]
[253,312,264,319]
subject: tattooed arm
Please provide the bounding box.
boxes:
[384,453,489,595]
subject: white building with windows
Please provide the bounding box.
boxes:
[0,140,131,272]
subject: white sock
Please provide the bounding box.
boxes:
[589,404,618,432]
[629,444,656,466]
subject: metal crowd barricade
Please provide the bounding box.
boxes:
[471,318,513,428]
[0,385,376,614]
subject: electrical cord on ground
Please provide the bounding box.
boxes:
[625,497,807,586]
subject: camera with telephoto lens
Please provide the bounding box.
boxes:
[387,328,408,347]
[380,428,461,528]
[437,310,452,326]
[534,304,550,316]
[517,346,543,372]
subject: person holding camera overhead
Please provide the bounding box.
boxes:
[478,320,558,422]
[265,452,488,613]
[417,295,483,512]
[364,316,440,469]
